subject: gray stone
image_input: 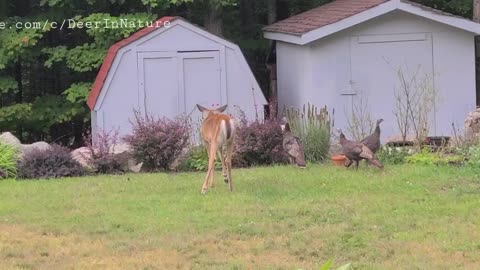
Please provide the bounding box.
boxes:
[0,132,21,148]
[21,141,51,155]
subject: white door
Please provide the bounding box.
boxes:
[349,33,434,140]
[179,51,223,132]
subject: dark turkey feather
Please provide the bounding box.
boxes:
[361,119,384,154]
[338,129,383,170]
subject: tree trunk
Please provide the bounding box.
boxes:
[15,57,23,141]
[474,0,480,22]
[204,7,223,36]
[267,0,277,24]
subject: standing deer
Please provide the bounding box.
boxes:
[196,104,235,194]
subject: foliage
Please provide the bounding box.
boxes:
[17,145,85,179]
[466,145,480,168]
[0,143,19,179]
[234,118,288,167]
[0,76,17,94]
[405,148,464,166]
[178,145,221,172]
[124,112,191,171]
[84,129,127,174]
[376,146,410,165]
[286,104,331,163]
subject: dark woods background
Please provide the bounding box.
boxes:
[0,0,474,147]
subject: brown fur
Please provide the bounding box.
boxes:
[197,104,235,194]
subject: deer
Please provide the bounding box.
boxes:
[196,104,235,194]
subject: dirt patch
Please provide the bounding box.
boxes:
[0,224,315,269]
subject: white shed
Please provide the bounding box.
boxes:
[87,17,266,137]
[264,0,480,141]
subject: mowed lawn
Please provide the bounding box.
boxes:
[0,165,480,270]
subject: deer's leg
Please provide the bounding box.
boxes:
[226,139,234,192]
[355,160,359,171]
[202,143,217,194]
[218,145,228,184]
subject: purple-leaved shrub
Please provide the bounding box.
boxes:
[233,117,289,167]
[18,145,85,179]
[124,112,191,171]
[84,129,126,174]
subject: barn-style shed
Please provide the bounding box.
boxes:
[87,17,266,137]
[264,0,480,140]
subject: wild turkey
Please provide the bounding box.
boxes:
[337,129,383,170]
[281,118,306,168]
[0,168,6,179]
[361,118,384,154]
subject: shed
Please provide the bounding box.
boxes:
[87,17,266,137]
[264,0,480,141]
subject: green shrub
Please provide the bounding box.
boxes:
[406,149,439,165]
[376,146,410,164]
[179,145,221,172]
[466,145,480,167]
[405,148,464,166]
[0,143,18,179]
[286,104,330,163]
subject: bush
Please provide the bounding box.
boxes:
[286,104,330,162]
[376,146,410,164]
[234,119,289,167]
[85,129,126,174]
[178,145,221,172]
[18,145,85,179]
[124,112,191,171]
[405,148,464,166]
[466,145,480,167]
[0,143,19,178]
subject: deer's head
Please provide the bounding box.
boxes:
[196,104,228,119]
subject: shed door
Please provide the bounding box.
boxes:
[138,52,179,119]
[349,33,434,139]
[179,51,223,129]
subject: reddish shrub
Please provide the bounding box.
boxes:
[84,129,126,174]
[18,145,85,179]
[234,118,289,167]
[124,112,191,171]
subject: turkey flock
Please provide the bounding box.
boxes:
[281,118,384,170]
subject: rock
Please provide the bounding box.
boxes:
[0,132,21,148]
[71,147,93,168]
[72,143,143,173]
[21,141,51,155]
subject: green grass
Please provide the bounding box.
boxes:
[0,164,480,269]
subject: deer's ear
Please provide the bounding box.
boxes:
[216,105,228,113]
[197,104,207,112]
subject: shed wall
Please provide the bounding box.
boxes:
[277,10,476,140]
[93,23,266,137]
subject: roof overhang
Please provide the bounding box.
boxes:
[264,0,480,45]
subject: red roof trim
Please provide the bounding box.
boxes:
[87,16,177,110]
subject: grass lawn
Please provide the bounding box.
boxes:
[0,164,480,269]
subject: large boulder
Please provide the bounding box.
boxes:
[71,143,143,173]
[71,147,92,168]
[0,132,21,148]
[21,141,51,155]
